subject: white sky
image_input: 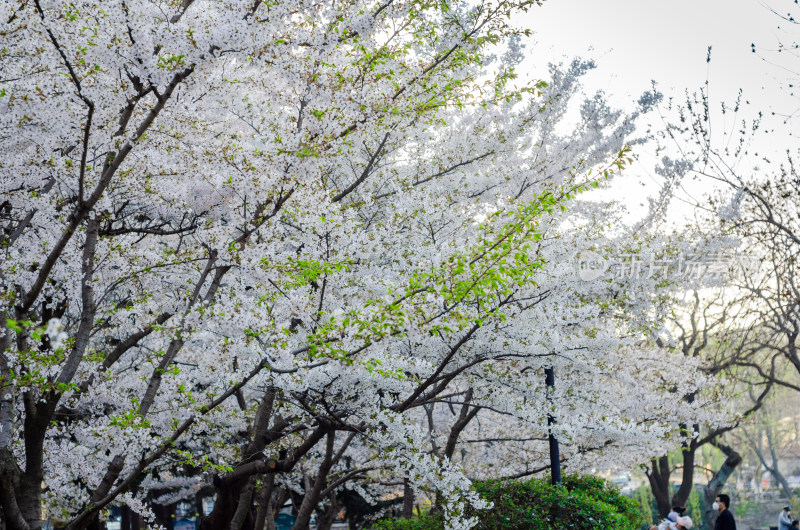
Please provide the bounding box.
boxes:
[523,0,796,119]
[516,0,800,222]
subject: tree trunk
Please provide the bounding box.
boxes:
[671,439,697,510]
[443,389,479,460]
[292,432,335,530]
[253,475,275,530]
[429,390,480,515]
[121,505,137,530]
[229,477,256,530]
[765,427,793,498]
[702,443,741,530]
[402,480,414,519]
[152,503,174,530]
[201,389,278,530]
[199,479,247,530]
[19,405,54,530]
[646,455,672,518]
[17,474,42,530]
[267,488,289,530]
[0,449,28,530]
[316,494,338,530]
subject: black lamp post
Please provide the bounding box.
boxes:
[545,366,561,485]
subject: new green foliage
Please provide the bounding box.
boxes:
[377,474,641,530]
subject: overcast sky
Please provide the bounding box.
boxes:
[516,0,799,221]
[523,0,796,119]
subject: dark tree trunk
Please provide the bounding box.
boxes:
[402,480,414,519]
[702,443,741,530]
[199,478,249,530]
[751,427,793,499]
[268,488,289,530]
[292,432,335,530]
[0,449,28,530]
[152,503,174,530]
[545,368,561,486]
[430,389,480,515]
[253,475,275,530]
[316,494,338,530]
[121,505,137,530]
[443,389,479,461]
[19,402,55,530]
[229,477,256,530]
[646,455,672,518]
[200,389,278,530]
[671,437,698,510]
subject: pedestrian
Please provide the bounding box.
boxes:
[648,513,677,530]
[676,516,693,530]
[648,518,672,530]
[647,509,689,530]
[713,494,736,530]
[781,506,794,530]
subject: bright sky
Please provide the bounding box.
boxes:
[524,0,796,119]
[517,0,799,222]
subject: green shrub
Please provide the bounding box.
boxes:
[373,513,443,530]
[376,474,641,530]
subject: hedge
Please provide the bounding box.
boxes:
[375,474,641,530]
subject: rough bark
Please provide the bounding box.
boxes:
[201,388,278,530]
[316,494,339,530]
[253,475,275,530]
[154,503,176,529]
[671,437,697,510]
[402,480,414,519]
[755,427,793,499]
[292,432,335,530]
[121,505,137,530]
[646,455,672,518]
[229,476,256,530]
[443,389,479,460]
[267,488,289,530]
[702,442,742,530]
[0,450,28,530]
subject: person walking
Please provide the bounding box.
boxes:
[713,494,736,530]
[648,512,677,530]
[781,506,794,530]
[649,513,692,530]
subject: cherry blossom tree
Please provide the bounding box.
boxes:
[0,1,722,528]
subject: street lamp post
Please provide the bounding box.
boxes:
[545,366,561,485]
